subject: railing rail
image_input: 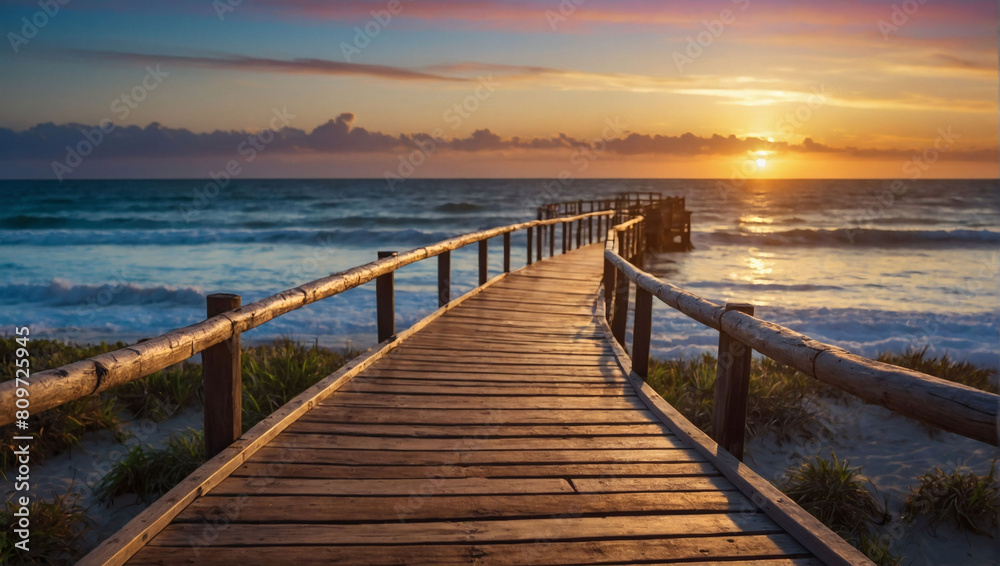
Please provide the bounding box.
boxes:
[0,211,615,444]
[602,245,1000,449]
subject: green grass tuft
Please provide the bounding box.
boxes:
[646,353,830,442]
[241,338,356,430]
[0,492,90,565]
[903,462,999,535]
[781,452,888,540]
[94,429,205,505]
[112,361,202,421]
[1,338,124,471]
[877,345,997,393]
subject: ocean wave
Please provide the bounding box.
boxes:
[0,228,458,247]
[435,202,483,213]
[0,214,174,230]
[0,279,205,307]
[684,281,844,292]
[701,228,1000,248]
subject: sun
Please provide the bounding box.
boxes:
[756,158,767,168]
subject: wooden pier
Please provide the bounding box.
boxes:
[4,204,995,565]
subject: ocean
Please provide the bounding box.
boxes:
[1,178,997,369]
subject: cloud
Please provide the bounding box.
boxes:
[0,115,995,164]
[48,50,467,83]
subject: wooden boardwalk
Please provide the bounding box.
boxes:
[107,244,857,565]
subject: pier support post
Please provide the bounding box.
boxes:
[611,267,629,348]
[204,293,241,459]
[602,258,615,320]
[377,251,397,342]
[478,240,488,285]
[576,218,582,248]
[713,303,755,461]
[632,287,653,378]
[588,215,593,244]
[438,250,450,307]
[562,222,568,254]
[527,227,534,265]
[549,224,555,257]
[503,233,511,273]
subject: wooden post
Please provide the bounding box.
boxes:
[713,303,755,461]
[478,240,488,285]
[438,250,450,307]
[611,266,629,347]
[632,287,653,378]
[203,293,241,459]
[576,218,582,248]
[503,232,511,273]
[562,222,568,254]
[549,224,555,257]
[602,257,616,319]
[526,226,533,266]
[588,215,593,244]
[376,251,396,343]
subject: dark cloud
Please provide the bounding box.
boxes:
[0,115,995,163]
[47,50,467,83]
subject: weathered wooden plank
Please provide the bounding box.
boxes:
[283,421,668,438]
[229,461,713,480]
[366,363,624,378]
[571,476,735,493]
[149,513,780,546]
[273,432,685,451]
[395,340,613,355]
[319,393,646,410]
[130,534,809,565]
[381,353,617,366]
[346,376,628,389]
[354,370,628,384]
[211,476,575,496]
[296,407,654,424]
[247,447,704,466]
[339,382,634,397]
[176,490,742,523]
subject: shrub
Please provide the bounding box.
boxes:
[0,492,89,565]
[781,452,888,540]
[878,346,997,393]
[94,429,205,505]
[903,462,999,535]
[645,353,828,442]
[241,338,356,430]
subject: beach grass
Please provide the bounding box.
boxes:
[877,346,997,393]
[0,492,90,565]
[94,338,357,504]
[780,452,899,565]
[781,452,888,539]
[94,429,204,505]
[645,353,831,442]
[114,361,202,421]
[241,338,358,430]
[903,462,999,535]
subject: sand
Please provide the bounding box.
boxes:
[24,407,202,552]
[745,396,1000,565]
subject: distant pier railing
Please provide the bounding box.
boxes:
[602,217,999,450]
[0,210,615,456]
[539,192,692,252]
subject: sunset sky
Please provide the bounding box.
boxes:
[0,0,996,179]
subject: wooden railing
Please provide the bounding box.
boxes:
[537,191,666,220]
[602,217,999,453]
[0,210,615,456]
